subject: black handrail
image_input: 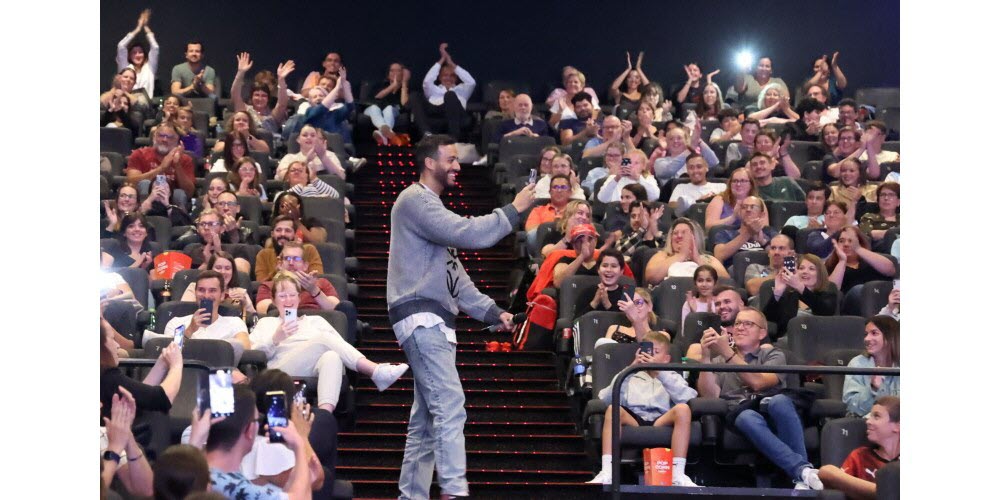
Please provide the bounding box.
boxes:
[608,362,900,498]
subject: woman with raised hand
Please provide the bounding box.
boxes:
[609,51,650,117]
[115,8,159,97]
[231,52,295,138]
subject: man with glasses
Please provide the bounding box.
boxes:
[582,116,632,158]
[525,174,573,232]
[696,307,824,491]
[255,241,338,315]
[215,191,255,244]
[172,209,251,273]
[125,121,196,207]
[713,195,778,266]
[253,215,324,281]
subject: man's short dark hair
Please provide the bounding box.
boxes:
[741,117,761,129]
[153,444,210,500]
[749,151,773,163]
[549,174,571,188]
[186,40,203,51]
[196,270,226,291]
[718,108,740,121]
[570,92,591,105]
[806,182,832,199]
[712,284,739,298]
[838,98,858,112]
[205,385,257,452]
[270,214,295,228]
[414,134,456,173]
[623,183,648,202]
[865,120,888,134]
[796,97,826,116]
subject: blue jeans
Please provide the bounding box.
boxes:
[398,325,468,499]
[364,104,399,131]
[733,394,812,480]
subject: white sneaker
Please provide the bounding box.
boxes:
[672,473,700,487]
[586,470,611,485]
[372,363,409,391]
[348,156,367,171]
[799,467,824,490]
[472,155,488,166]
[793,481,810,490]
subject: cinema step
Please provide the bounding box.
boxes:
[337,465,594,483]
[356,402,569,422]
[338,447,587,470]
[339,431,583,452]
[346,479,601,500]
[351,419,574,435]
[355,387,567,406]
[356,347,553,364]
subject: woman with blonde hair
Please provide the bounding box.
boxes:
[546,67,600,126]
[645,217,729,284]
[541,199,593,258]
[598,287,660,345]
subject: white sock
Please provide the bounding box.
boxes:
[673,457,687,476]
[601,454,612,473]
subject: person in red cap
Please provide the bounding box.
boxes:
[553,223,606,287]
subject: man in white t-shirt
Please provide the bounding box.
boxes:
[669,154,725,216]
[163,270,251,350]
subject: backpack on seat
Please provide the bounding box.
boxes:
[511,294,558,351]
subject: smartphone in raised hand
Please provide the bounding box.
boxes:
[266,391,288,443]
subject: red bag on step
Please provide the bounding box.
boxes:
[511,294,557,351]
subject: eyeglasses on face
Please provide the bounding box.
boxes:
[733,319,764,329]
[282,256,304,262]
[197,221,221,228]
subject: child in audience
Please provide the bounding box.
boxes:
[681,265,717,327]
[587,331,699,487]
[819,396,900,499]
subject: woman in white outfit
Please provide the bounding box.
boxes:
[250,271,409,412]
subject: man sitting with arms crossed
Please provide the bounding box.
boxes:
[697,307,823,491]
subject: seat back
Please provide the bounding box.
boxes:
[100,128,134,156]
[154,301,242,334]
[678,312,721,357]
[562,139,587,164]
[310,217,347,249]
[575,311,627,359]
[145,338,236,367]
[499,136,556,163]
[652,277,695,326]
[591,343,646,396]
[299,309,351,344]
[820,417,868,466]
[759,279,841,319]
[117,267,150,309]
[302,197,345,224]
[767,201,807,229]
[319,274,350,303]
[796,227,824,255]
[801,160,825,182]
[731,250,771,287]
[821,348,863,399]
[527,222,558,260]
[504,154,539,180]
[559,275,636,321]
[236,196,264,225]
[145,215,173,250]
[628,246,660,288]
[854,280,893,318]
[220,244,262,274]
[316,175,349,197]
[686,203,708,229]
[786,315,866,363]
[854,87,900,109]
[483,80,532,107]
[102,151,126,176]
[168,269,251,302]
[788,141,819,168]
[577,156,605,185]
[876,461,900,500]
[312,242,346,277]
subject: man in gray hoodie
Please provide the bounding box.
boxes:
[388,134,536,499]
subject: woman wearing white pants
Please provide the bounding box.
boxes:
[250,271,408,412]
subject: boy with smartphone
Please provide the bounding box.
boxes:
[587,331,700,487]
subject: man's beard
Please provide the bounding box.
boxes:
[155,144,171,155]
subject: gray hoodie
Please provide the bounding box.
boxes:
[387,183,519,335]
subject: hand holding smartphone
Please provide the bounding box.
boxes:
[639,341,654,356]
[783,256,797,274]
[198,299,213,326]
[209,369,234,418]
[266,391,288,443]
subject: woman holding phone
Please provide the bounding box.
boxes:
[249,271,409,413]
[762,253,838,338]
[600,287,658,344]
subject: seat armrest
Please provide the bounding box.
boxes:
[688,397,729,417]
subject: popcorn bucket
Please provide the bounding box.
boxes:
[643,447,673,486]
